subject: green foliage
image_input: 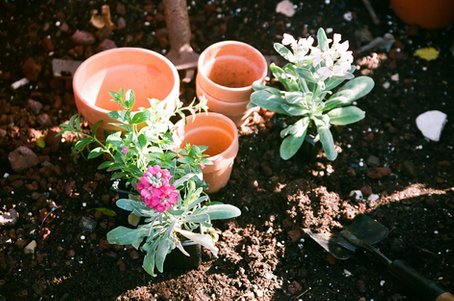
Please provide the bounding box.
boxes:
[60,88,241,276]
[249,28,375,160]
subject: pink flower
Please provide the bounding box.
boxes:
[121,146,129,154]
[136,165,178,212]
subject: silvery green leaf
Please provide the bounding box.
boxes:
[327,76,374,106]
[281,103,310,116]
[250,90,287,115]
[280,133,306,160]
[156,237,173,273]
[285,92,305,104]
[142,242,157,276]
[175,241,190,257]
[328,106,365,125]
[317,28,329,51]
[175,229,219,257]
[273,43,295,62]
[106,225,148,246]
[279,117,309,160]
[314,118,337,161]
[204,204,241,220]
[184,213,210,223]
[173,173,196,188]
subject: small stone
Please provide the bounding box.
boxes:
[26,99,43,114]
[276,0,296,17]
[416,110,447,142]
[37,113,52,126]
[366,155,380,167]
[287,229,302,242]
[360,185,373,197]
[24,240,37,255]
[71,30,96,45]
[117,17,126,29]
[41,37,54,52]
[97,39,117,51]
[67,249,76,257]
[367,194,380,203]
[287,280,302,294]
[116,2,126,15]
[117,258,126,271]
[349,190,363,201]
[8,146,40,172]
[22,58,42,81]
[80,216,97,232]
[0,209,19,226]
[367,167,391,179]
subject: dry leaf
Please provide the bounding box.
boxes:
[90,5,115,30]
[414,47,439,61]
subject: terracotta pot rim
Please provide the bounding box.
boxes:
[197,41,267,93]
[73,47,180,115]
[185,112,239,161]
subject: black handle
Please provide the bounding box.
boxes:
[389,259,450,301]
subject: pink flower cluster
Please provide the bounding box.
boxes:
[136,165,178,213]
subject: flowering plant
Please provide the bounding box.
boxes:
[249,28,374,160]
[60,89,241,276]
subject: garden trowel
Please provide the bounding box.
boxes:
[304,215,454,301]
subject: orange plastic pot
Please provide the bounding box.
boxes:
[390,0,454,29]
[196,41,267,125]
[174,112,239,194]
[73,47,180,131]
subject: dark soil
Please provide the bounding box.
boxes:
[1,1,453,300]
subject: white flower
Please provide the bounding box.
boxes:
[282,33,296,46]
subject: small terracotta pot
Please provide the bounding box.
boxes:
[196,41,267,125]
[390,0,454,29]
[73,47,180,131]
[174,112,239,194]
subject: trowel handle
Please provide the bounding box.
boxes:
[389,259,454,301]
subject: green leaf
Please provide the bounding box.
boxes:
[317,28,329,51]
[250,90,287,115]
[73,137,93,153]
[91,120,103,136]
[106,226,148,246]
[279,118,309,160]
[156,237,173,273]
[326,76,374,109]
[204,204,241,220]
[315,118,337,161]
[87,147,105,159]
[184,213,210,224]
[328,106,365,125]
[142,246,157,277]
[273,43,295,62]
[137,133,147,148]
[131,110,151,124]
[97,160,114,170]
[280,134,306,160]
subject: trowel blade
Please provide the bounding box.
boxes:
[303,228,354,260]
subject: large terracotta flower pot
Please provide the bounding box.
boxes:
[174,112,239,194]
[196,41,267,126]
[390,0,454,29]
[73,47,180,131]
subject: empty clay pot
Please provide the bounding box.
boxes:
[73,47,180,131]
[390,0,454,29]
[196,41,267,125]
[174,112,239,194]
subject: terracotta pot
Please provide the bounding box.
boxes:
[196,41,267,125]
[174,112,239,194]
[73,47,180,131]
[390,0,454,29]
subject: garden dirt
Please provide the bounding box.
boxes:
[0,1,453,300]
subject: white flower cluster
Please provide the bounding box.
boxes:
[281,32,354,82]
